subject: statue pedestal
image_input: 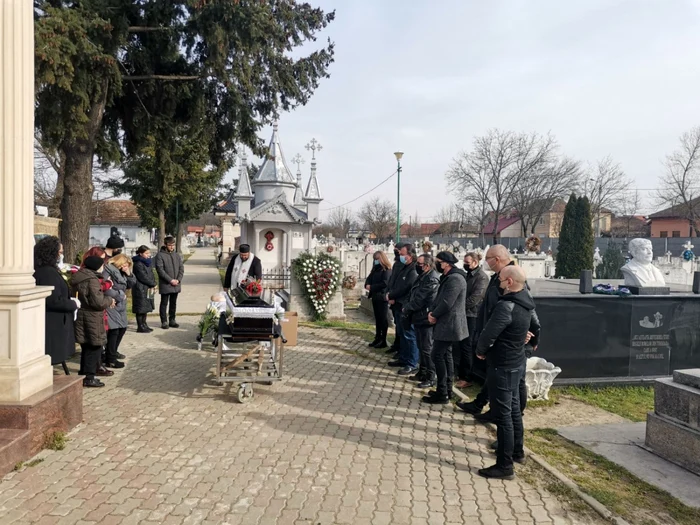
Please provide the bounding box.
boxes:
[516,254,547,279]
[627,286,671,296]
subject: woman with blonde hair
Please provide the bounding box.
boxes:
[364,250,392,348]
[103,253,136,368]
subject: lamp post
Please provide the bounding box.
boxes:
[394,151,404,244]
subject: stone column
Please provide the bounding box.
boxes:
[221,218,234,253]
[0,0,54,402]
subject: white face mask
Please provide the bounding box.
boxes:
[57,254,64,266]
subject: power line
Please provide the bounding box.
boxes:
[321,170,397,211]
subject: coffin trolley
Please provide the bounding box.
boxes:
[215,304,286,403]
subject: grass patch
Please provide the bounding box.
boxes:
[44,431,67,451]
[301,320,377,344]
[218,268,226,287]
[526,428,700,525]
[26,458,44,467]
[557,385,654,422]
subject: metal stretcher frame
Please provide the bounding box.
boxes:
[215,313,285,403]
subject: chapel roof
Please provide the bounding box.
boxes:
[251,123,296,186]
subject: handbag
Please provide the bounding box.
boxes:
[147,289,156,311]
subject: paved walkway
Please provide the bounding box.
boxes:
[0,316,596,524]
[168,248,222,315]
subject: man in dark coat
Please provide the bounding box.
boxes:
[476,265,540,480]
[384,247,403,354]
[154,236,185,329]
[223,244,262,291]
[424,251,468,404]
[33,237,78,366]
[402,253,439,388]
[387,244,419,375]
[454,252,489,387]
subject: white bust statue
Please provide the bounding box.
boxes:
[621,238,666,287]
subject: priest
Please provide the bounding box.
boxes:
[223,244,263,291]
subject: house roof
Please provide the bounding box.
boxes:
[649,197,700,219]
[91,200,142,226]
[214,189,237,214]
[482,216,520,235]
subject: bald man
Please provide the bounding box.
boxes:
[474,265,540,480]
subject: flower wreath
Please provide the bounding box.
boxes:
[683,249,695,261]
[342,275,357,290]
[525,235,542,254]
[264,231,275,251]
[291,252,342,320]
[245,279,263,297]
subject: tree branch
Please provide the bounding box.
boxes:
[122,75,200,81]
[127,26,171,33]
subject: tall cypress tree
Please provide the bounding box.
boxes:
[576,196,595,274]
[556,193,578,278]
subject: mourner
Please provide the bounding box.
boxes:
[364,250,392,349]
[155,236,185,329]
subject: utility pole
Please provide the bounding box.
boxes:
[394,152,403,243]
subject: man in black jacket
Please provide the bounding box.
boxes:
[402,253,439,388]
[385,247,403,354]
[387,244,419,375]
[223,244,263,291]
[475,265,540,479]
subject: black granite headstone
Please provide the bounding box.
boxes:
[693,272,700,294]
[627,286,671,296]
[579,270,592,294]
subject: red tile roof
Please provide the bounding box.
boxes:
[481,216,520,235]
[90,200,142,226]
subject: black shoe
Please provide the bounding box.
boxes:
[474,410,495,423]
[456,401,483,415]
[385,347,398,354]
[96,366,114,377]
[105,360,125,369]
[408,373,425,382]
[397,366,417,376]
[137,327,150,333]
[417,379,435,389]
[144,324,154,332]
[513,454,527,465]
[387,360,404,367]
[169,320,180,328]
[490,440,498,450]
[374,341,388,349]
[161,322,169,329]
[83,378,105,388]
[428,390,455,400]
[422,393,450,404]
[116,352,126,360]
[478,464,515,480]
[368,339,380,348]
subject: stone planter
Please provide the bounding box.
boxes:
[525,357,562,400]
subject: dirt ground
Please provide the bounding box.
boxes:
[524,396,627,430]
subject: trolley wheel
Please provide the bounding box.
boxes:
[237,383,254,403]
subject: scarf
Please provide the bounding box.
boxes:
[231,253,255,288]
[132,255,152,267]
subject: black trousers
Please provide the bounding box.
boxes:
[79,343,101,380]
[415,325,435,380]
[159,293,179,322]
[431,340,454,397]
[106,327,127,362]
[454,317,477,380]
[372,299,389,342]
[474,368,528,413]
[488,364,526,470]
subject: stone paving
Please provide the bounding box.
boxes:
[0,320,596,524]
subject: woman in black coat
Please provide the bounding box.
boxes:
[364,250,392,348]
[33,236,78,367]
[132,245,157,333]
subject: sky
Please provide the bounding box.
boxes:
[233,0,700,222]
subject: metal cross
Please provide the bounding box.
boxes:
[305,138,323,160]
[291,153,305,172]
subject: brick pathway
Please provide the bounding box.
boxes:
[0,322,596,524]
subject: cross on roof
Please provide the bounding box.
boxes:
[305,138,322,160]
[291,153,305,172]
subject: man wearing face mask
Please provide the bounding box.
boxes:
[386,244,419,375]
[402,254,439,387]
[475,265,540,480]
[384,247,404,355]
[104,236,125,263]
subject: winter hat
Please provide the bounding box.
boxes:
[435,251,458,265]
[239,244,251,253]
[83,256,104,272]
[106,236,125,249]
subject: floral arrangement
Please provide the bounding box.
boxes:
[292,252,342,320]
[525,235,542,254]
[342,275,357,290]
[422,241,433,253]
[196,305,220,347]
[59,264,79,283]
[326,245,334,253]
[683,249,695,261]
[245,279,263,296]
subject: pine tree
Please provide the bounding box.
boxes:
[555,193,578,278]
[598,244,625,280]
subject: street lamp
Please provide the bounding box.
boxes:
[394,151,404,244]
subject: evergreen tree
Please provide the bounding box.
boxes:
[597,244,625,280]
[576,196,595,273]
[555,193,578,278]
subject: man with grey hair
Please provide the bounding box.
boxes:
[621,238,665,287]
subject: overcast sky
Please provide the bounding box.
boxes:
[238,0,700,221]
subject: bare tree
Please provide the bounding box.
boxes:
[446,130,557,243]
[656,127,700,237]
[404,211,422,238]
[433,203,462,235]
[511,156,581,236]
[584,156,632,220]
[358,197,397,242]
[613,189,644,238]
[325,207,354,239]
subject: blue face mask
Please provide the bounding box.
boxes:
[399,255,407,264]
[373,259,380,266]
